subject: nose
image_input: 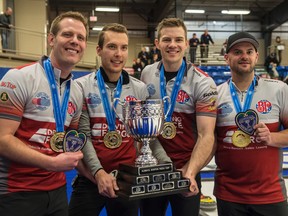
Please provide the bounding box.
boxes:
[70,35,79,45]
[168,39,177,47]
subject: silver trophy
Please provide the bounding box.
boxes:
[114,97,191,200]
[115,97,169,166]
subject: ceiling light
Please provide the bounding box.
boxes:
[92,26,104,31]
[221,10,250,15]
[185,9,205,14]
[95,7,120,12]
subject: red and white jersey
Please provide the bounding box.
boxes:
[141,61,217,169]
[0,56,83,195]
[215,77,288,204]
[76,70,149,173]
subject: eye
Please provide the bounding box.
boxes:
[77,35,85,41]
[176,38,184,42]
[247,50,254,55]
[162,38,171,42]
[107,44,117,50]
[62,32,72,38]
[121,46,128,51]
[234,50,242,55]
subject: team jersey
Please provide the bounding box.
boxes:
[141,61,217,169]
[0,56,83,195]
[215,76,288,204]
[76,69,149,173]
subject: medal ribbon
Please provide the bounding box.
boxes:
[160,60,186,122]
[229,76,256,113]
[43,58,71,132]
[96,69,123,131]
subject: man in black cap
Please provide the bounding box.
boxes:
[214,32,288,216]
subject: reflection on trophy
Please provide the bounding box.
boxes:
[114,98,190,200]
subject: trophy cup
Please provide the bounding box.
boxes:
[114,98,190,200]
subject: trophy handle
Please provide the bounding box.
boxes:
[162,96,171,119]
[113,98,125,123]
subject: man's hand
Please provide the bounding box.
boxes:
[50,151,83,172]
[94,169,119,198]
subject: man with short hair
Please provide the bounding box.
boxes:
[0,11,88,216]
[140,17,217,216]
[0,7,13,52]
[214,31,288,216]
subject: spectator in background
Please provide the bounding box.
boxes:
[138,46,149,67]
[149,45,161,62]
[274,36,285,65]
[220,39,228,56]
[189,33,200,63]
[264,52,279,79]
[200,29,214,59]
[0,7,13,52]
[132,57,143,79]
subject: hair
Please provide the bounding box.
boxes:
[156,17,187,40]
[98,23,128,48]
[49,11,88,39]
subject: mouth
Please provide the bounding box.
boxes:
[167,49,179,55]
[111,60,122,65]
[65,48,79,54]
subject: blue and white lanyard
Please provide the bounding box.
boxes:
[96,69,123,131]
[43,58,71,132]
[159,60,186,122]
[229,76,256,113]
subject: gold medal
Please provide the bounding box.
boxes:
[50,132,65,152]
[232,130,251,148]
[103,131,122,149]
[162,122,177,139]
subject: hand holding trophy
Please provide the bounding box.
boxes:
[113,97,190,200]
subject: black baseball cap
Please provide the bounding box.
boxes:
[226,32,259,53]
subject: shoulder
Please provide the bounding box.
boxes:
[129,75,146,87]
[75,72,95,89]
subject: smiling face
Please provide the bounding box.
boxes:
[155,26,188,71]
[48,17,87,73]
[225,42,258,77]
[96,30,128,80]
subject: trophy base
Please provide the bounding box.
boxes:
[116,163,190,200]
[117,187,189,201]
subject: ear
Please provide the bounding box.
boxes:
[96,45,101,56]
[154,39,160,49]
[48,33,55,47]
[224,54,229,63]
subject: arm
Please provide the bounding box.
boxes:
[181,115,216,195]
[78,109,118,198]
[0,118,83,171]
[150,138,172,164]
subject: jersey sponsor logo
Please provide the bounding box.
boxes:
[256,100,272,114]
[223,130,262,145]
[125,95,137,102]
[86,93,101,108]
[91,123,130,138]
[68,101,77,116]
[147,83,156,97]
[208,98,217,111]
[217,102,233,117]
[176,90,190,104]
[32,92,50,111]
[1,81,16,89]
[203,91,218,98]
[0,92,9,102]
[29,128,55,144]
